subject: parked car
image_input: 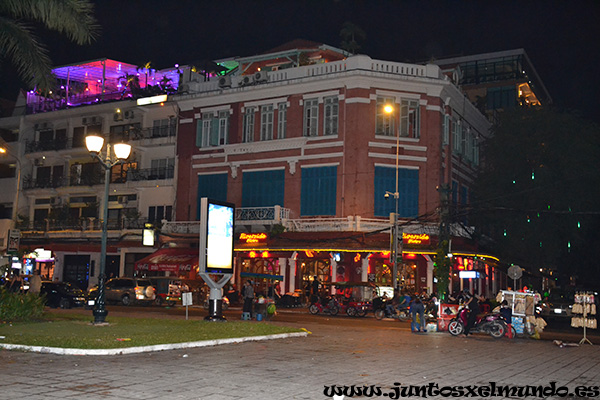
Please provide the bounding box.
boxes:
[40,281,87,309]
[149,277,186,306]
[87,277,155,307]
[540,289,573,320]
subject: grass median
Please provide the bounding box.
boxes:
[0,312,303,349]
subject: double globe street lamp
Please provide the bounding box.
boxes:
[85,135,131,324]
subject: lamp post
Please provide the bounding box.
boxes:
[383,104,402,291]
[86,134,131,323]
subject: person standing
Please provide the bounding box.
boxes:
[410,296,426,332]
[311,275,320,304]
[464,291,480,337]
[242,280,255,319]
[29,270,42,294]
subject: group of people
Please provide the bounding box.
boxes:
[2,270,43,294]
[380,290,437,333]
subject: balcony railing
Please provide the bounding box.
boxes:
[24,128,175,157]
[18,217,150,232]
[127,167,174,181]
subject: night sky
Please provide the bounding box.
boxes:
[5,0,600,121]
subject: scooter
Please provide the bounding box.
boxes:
[309,296,340,316]
[448,305,506,339]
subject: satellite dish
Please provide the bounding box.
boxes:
[508,265,523,280]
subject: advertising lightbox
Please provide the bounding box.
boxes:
[198,198,235,274]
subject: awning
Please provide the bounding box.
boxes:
[135,248,198,273]
[240,272,283,281]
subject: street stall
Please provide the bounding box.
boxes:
[498,290,544,336]
[240,272,282,320]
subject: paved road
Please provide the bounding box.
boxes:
[1,307,600,400]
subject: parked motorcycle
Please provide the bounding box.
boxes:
[309,296,341,316]
[448,305,506,339]
[372,297,411,321]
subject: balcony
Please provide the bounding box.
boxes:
[18,216,150,234]
[127,167,174,181]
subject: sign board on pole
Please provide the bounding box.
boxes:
[7,229,20,252]
[182,292,193,306]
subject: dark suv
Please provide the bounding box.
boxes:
[87,278,155,306]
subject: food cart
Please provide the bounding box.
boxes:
[498,290,541,335]
[240,272,282,320]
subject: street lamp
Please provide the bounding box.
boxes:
[86,134,131,323]
[383,104,402,291]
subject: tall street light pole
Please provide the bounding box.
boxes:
[384,104,402,291]
[86,134,131,324]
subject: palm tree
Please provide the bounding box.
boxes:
[0,0,99,94]
[339,21,366,55]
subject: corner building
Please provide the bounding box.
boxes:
[168,41,498,297]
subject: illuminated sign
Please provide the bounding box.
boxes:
[459,271,480,279]
[239,232,268,244]
[402,233,430,245]
[198,198,235,274]
[136,94,168,106]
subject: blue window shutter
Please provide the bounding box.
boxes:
[374,167,419,218]
[197,174,228,220]
[301,166,337,216]
[195,120,203,147]
[242,170,284,207]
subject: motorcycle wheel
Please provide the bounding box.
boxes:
[489,322,506,339]
[309,304,319,315]
[346,307,357,317]
[329,305,339,316]
[398,310,411,321]
[357,308,367,317]
[448,319,464,336]
[374,309,385,320]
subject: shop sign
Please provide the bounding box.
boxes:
[402,233,430,245]
[239,232,268,244]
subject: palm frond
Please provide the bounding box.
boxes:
[2,0,99,44]
[0,16,54,92]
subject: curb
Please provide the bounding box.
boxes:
[0,331,309,356]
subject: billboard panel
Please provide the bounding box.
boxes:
[198,198,235,274]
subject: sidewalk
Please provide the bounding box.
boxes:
[2,310,600,400]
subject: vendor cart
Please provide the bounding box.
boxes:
[499,290,542,336]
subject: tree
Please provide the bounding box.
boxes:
[0,0,99,93]
[339,21,366,55]
[471,108,600,286]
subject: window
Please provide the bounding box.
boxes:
[376,97,395,136]
[303,98,318,137]
[0,163,16,179]
[487,86,517,110]
[301,166,337,216]
[150,158,174,179]
[399,99,419,138]
[243,107,256,142]
[72,126,86,148]
[197,173,228,219]
[152,118,176,137]
[452,120,461,154]
[242,169,284,207]
[196,112,229,148]
[323,96,339,136]
[217,111,229,145]
[110,123,141,143]
[373,167,419,218]
[442,114,450,146]
[260,105,274,141]
[148,205,172,224]
[277,103,287,139]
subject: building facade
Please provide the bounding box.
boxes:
[165,41,498,298]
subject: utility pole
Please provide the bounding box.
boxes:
[436,184,451,300]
